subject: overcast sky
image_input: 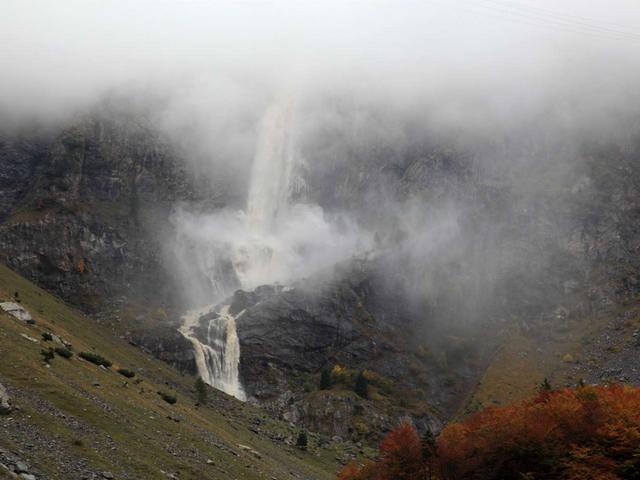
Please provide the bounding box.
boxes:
[2,0,640,123]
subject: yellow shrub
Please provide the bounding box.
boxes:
[153,308,168,321]
[331,365,349,384]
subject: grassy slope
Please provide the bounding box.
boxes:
[465,300,640,414]
[0,263,343,480]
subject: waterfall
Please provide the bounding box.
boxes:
[175,94,368,400]
[179,305,246,401]
[247,97,303,232]
[177,97,300,401]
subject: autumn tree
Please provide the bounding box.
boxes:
[437,384,640,480]
[337,384,640,480]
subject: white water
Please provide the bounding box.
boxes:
[247,98,303,231]
[176,95,370,400]
[179,305,246,401]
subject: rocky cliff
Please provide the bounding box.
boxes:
[2,103,640,443]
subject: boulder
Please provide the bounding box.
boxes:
[0,303,32,323]
[0,383,12,415]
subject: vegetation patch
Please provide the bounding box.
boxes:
[157,391,177,405]
[40,347,55,363]
[340,384,640,480]
[79,351,112,367]
[54,346,73,359]
[117,368,136,378]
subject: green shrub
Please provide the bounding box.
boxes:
[79,352,112,367]
[117,368,136,378]
[41,332,53,341]
[40,348,55,363]
[158,391,177,405]
[54,347,73,359]
[296,430,308,450]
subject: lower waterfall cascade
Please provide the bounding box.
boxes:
[179,305,246,401]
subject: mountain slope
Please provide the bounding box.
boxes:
[0,263,355,480]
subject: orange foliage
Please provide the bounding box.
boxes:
[439,384,640,479]
[338,423,425,480]
[338,384,640,480]
[378,423,424,480]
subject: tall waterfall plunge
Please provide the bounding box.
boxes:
[174,97,370,400]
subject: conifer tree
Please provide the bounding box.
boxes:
[195,377,207,405]
[319,368,332,390]
[354,371,369,399]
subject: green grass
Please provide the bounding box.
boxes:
[0,263,342,480]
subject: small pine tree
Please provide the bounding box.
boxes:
[296,430,308,450]
[421,428,437,480]
[319,368,332,390]
[421,428,436,460]
[539,377,552,393]
[195,377,207,405]
[354,371,369,399]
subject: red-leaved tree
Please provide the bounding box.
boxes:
[338,384,640,480]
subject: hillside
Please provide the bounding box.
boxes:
[468,297,640,410]
[0,263,361,480]
[2,106,640,448]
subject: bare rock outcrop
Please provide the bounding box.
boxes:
[0,383,12,415]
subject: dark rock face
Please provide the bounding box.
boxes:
[237,286,365,399]
[0,132,48,222]
[0,108,213,312]
[129,321,197,374]
[226,260,475,436]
